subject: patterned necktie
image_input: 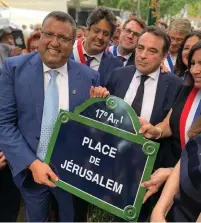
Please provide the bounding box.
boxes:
[132,75,149,116]
[117,55,127,62]
[37,70,59,161]
[85,54,94,67]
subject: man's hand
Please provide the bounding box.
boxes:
[141,168,172,203]
[11,47,22,57]
[29,159,59,187]
[139,117,162,139]
[90,86,110,98]
[0,152,7,169]
[160,61,170,73]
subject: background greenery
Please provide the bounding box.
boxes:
[98,0,201,20]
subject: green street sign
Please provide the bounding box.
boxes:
[44,96,159,221]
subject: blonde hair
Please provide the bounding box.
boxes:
[168,18,192,36]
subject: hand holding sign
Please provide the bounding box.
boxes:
[90,86,110,98]
[29,159,59,187]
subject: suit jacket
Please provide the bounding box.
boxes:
[108,44,135,67]
[106,65,183,221]
[70,50,123,87]
[125,51,135,66]
[0,52,100,188]
[107,65,183,125]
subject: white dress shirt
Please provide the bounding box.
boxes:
[43,63,69,111]
[82,44,103,71]
[124,68,160,122]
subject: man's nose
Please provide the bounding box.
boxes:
[97,32,104,40]
[140,50,148,58]
[50,36,60,46]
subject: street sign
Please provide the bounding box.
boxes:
[45,96,159,221]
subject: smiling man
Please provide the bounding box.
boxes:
[0,11,100,222]
[109,17,146,66]
[71,6,123,86]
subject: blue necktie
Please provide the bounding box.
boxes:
[37,70,59,161]
[85,54,94,67]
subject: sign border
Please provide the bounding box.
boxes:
[44,96,159,221]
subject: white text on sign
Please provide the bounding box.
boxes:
[95,109,124,125]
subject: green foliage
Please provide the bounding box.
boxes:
[188,2,201,16]
[159,0,194,17]
[98,0,200,20]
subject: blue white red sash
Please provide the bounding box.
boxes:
[72,39,87,65]
[108,45,118,56]
[166,53,174,73]
[180,87,201,149]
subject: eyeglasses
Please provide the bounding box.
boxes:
[169,36,184,44]
[41,31,73,44]
[123,28,140,38]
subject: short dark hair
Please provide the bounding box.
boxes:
[86,6,116,36]
[123,17,146,30]
[42,11,77,38]
[175,30,201,77]
[140,26,170,54]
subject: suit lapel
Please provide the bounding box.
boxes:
[28,53,44,125]
[67,59,81,112]
[126,51,135,66]
[120,66,136,99]
[150,73,169,124]
[98,51,109,75]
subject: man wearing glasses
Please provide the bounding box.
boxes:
[0,11,99,222]
[164,18,192,73]
[109,18,146,66]
[71,7,123,87]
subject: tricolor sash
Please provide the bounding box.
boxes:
[108,45,118,56]
[166,53,174,73]
[180,87,201,149]
[72,39,87,65]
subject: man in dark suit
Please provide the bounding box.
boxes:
[0,11,99,222]
[106,26,182,125]
[91,26,183,221]
[71,7,123,87]
[109,17,146,66]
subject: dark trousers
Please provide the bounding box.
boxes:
[0,166,21,222]
[19,171,74,222]
[73,196,89,221]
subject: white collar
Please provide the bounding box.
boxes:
[117,46,132,60]
[82,41,103,63]
[135,67,160,80]
[43,63,67,76]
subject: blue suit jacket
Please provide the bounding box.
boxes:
[107,65,183,125]
[0,52,100,187]
[70,50,123,87]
